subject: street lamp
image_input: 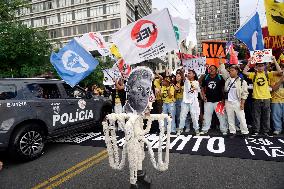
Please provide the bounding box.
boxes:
[134,0,139,21]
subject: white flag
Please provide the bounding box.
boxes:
[171,16,190,44]
[75,32,110,56]
[183,57,207,76]
[112,8,179,65]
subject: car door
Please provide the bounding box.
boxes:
[25,83,66,133]
[61,84,96,129]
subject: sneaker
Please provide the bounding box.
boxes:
[273,131,281,135]
[200,131,208,135]
[195,130,200,136]
[185,128,190,133]
[177,130,181,136]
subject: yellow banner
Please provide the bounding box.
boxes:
[110,44,122,59]
[264,0,284,36]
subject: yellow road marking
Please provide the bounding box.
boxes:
[45,153,108,189]
[32,150,108,189]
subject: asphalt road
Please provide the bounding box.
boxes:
[0,140,284,189]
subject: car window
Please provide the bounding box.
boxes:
[63,84,86,99]
[0,84,17,100]
[27,83,61,99]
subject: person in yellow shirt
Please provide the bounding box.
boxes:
[270,62,284,135]
[174,72,184,128]
[161,77,176,134]
[153,73,163,114]
[243,56,281,136]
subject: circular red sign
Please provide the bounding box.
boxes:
[131,20,158,48]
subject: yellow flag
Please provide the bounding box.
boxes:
[278,53,284,64]
[264,0,284,36]
[110,44,122,59]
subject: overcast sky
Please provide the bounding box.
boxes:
[152,0,267,45]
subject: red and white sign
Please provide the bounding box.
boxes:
[112,8,178,65]
[117,59,131,77]
[250,49,273,64]
[75,32,110,56]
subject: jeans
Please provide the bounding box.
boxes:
[179,102,200,131]
[202,102,228,133]
[225,101,249,134]
[271,103,284,132]
[163,102,176,132]
[175,99,182,127]
[252,99,270,133]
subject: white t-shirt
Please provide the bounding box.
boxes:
[183,80,200,104]
[227,77,238,102]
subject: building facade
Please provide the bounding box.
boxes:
[195,0,240,53]
[17,0,152,47]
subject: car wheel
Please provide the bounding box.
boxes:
[9,123,45,161]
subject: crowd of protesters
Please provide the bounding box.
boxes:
[107,55,284,138]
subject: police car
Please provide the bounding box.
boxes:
[0,78,112,161]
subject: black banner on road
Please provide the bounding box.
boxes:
[51,132,284,162]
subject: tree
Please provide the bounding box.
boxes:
[0,0,53,78]
[79,56,115,89]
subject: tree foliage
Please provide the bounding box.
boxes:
[0,0,53,78]
[79,56,114,88]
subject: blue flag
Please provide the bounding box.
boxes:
[50,39,99,87]
[234,12,264,51]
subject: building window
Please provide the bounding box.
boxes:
[59,0,72,8]
[33,17,45,27]
[90,6,104,17]
[61,12,72,23]
[44,1,53,10]
[75,9,87,20]
[106,3,119,14]
[110,19,120,29]
[32,3,43,13]
[73,0,86,4]
[63,27,72,36]
[22,20,31,27]
[77,24,88,34]
[46,15,58,25]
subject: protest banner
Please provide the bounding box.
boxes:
[112,8,178,65]
[264,0,284,36]
[202,40,226,67]
[183,57,206,76]
[50,39,99,87]
[75,32,110,56]
[102,66,121,86]
[262,27,284,60]
[250,49,273,64]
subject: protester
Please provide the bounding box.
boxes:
[161,76,176,134]
[174,72,184,127]
[0,161,2,171]
[200,65,228,135]
[243,56,281,136]
[178,70,200,136]
[270,62,284,135]
[220,61,249,138]
[111,78,126,114]
[153,72,163,114]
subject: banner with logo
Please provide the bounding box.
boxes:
[264,0,284,36]
[183,57,206,76]
[117,59,131,77]
[250,49,273,64]
[202,41,226,67]
[262,27,284,60]
[75,32,110,56]
[102,67,121,86]
[50,39,99,87]
[112,8,179,65]
[171,16,190,44]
